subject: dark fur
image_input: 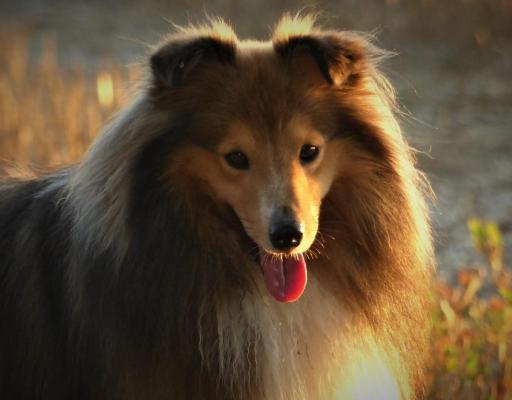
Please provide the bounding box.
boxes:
[0,170,255,399]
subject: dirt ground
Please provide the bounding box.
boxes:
[1,0,511,280]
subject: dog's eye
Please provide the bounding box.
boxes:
[299,145,320,164]
[224,151,250,170]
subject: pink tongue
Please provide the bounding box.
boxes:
[260,251,307,302]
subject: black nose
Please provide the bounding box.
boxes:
[269,222,303,251]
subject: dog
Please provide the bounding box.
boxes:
[0,14,433,400]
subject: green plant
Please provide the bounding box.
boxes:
[429,219,512,400]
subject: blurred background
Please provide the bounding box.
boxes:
[1,1,512,398]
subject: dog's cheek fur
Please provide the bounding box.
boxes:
[165,145,270,251]
[314,131,431,396]
[127,135,265,398]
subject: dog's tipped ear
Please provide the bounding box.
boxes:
[150,36,236,88]
[274,33,367,86]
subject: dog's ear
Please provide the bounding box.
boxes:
[150,36,236,88]
[274,33,367,87]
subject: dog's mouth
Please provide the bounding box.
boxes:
[258,250,307,303]
[220,206,308,303]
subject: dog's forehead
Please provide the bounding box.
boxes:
[175,39,325,147]
[223,114,320,148]
[234,42,285,83]
[215,43,301,135]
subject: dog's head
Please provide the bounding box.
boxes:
[150,16,393,302]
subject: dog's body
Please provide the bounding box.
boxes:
[0,16,433,400]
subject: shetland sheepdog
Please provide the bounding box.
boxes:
[0,14,433,400]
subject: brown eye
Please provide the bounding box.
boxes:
[224,151,249,170]
[299,145,319,164]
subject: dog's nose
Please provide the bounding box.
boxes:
[269,222,303,251]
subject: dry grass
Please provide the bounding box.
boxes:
[0,32,137,173]
[0,32,511,400]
